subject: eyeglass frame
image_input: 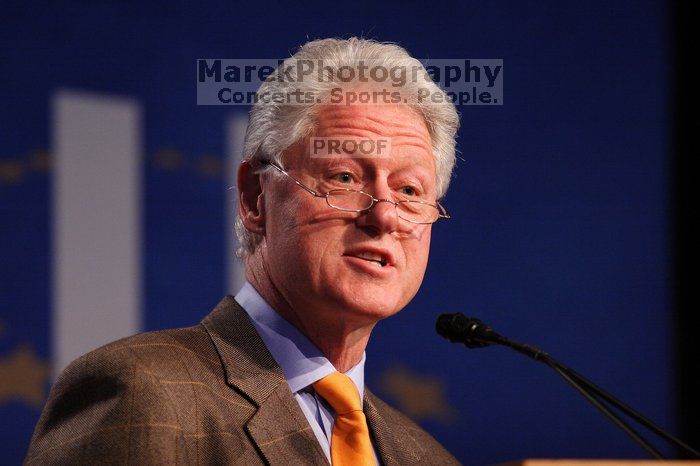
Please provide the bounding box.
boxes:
[259,160,451,225]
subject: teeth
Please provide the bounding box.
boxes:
[352,252,387,267]
[356,252,384,262]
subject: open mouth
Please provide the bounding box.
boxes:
[345,252,389,267]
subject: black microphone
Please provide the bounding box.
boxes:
[436,313,548,360]
[435,313,502,348]
[436,312,700,460]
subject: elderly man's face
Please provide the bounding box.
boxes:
[259,103,436,326]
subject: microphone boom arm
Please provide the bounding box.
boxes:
[436,312,700,459]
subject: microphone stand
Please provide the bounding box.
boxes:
[546,356,700,458]
[437,313,700,459]
[495,334,666,459]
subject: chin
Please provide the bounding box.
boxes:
[329,285,408,323]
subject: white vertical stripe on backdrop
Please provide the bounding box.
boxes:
[52,91,142,379]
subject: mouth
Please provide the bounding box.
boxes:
[342,248,394,268]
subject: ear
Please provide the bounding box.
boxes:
[238,161,266,235]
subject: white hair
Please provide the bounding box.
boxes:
[235,37,460,257]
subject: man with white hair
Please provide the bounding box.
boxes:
[27,38,461,465]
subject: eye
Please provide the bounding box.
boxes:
[333,172,355,184]
[399,186,419,196]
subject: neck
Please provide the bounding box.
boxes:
[303,322,374,373]
[245,253,375,373]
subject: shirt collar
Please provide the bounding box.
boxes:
[235,281,366,398]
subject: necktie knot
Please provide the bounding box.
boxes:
[313,372,362,415]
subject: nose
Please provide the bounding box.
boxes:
[354,186,400,235]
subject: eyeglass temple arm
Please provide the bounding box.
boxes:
[436,200,451,219]
[261,160,324,198]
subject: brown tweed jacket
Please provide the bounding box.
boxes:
[25,296,460,465]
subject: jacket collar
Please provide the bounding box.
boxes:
[364,389,425,465]
[201,296,328,465]
[201,295,425,466]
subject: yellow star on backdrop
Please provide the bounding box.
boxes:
[0,344,50,408]
[196,154,224,178]
[378,365,456,424]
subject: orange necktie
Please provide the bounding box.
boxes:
[313,372,375,466]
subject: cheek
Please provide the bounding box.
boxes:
[406,227,432,269]
[263,197,306,270]
[265,195,339,277]
[267,191,302,233]
[263,182,313,246]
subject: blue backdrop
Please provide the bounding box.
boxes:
[1,1,673,464]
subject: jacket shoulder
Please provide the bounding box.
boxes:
[25,325,244,465]
[60,324,222,382]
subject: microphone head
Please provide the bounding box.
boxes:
[436,313,498,348]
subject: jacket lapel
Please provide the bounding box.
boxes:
[202,296,328,465]
[364,389,425,466]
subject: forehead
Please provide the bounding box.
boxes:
[300,103,436,175]
[314,103,431,141]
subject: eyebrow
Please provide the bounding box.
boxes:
[310,157,363,172]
